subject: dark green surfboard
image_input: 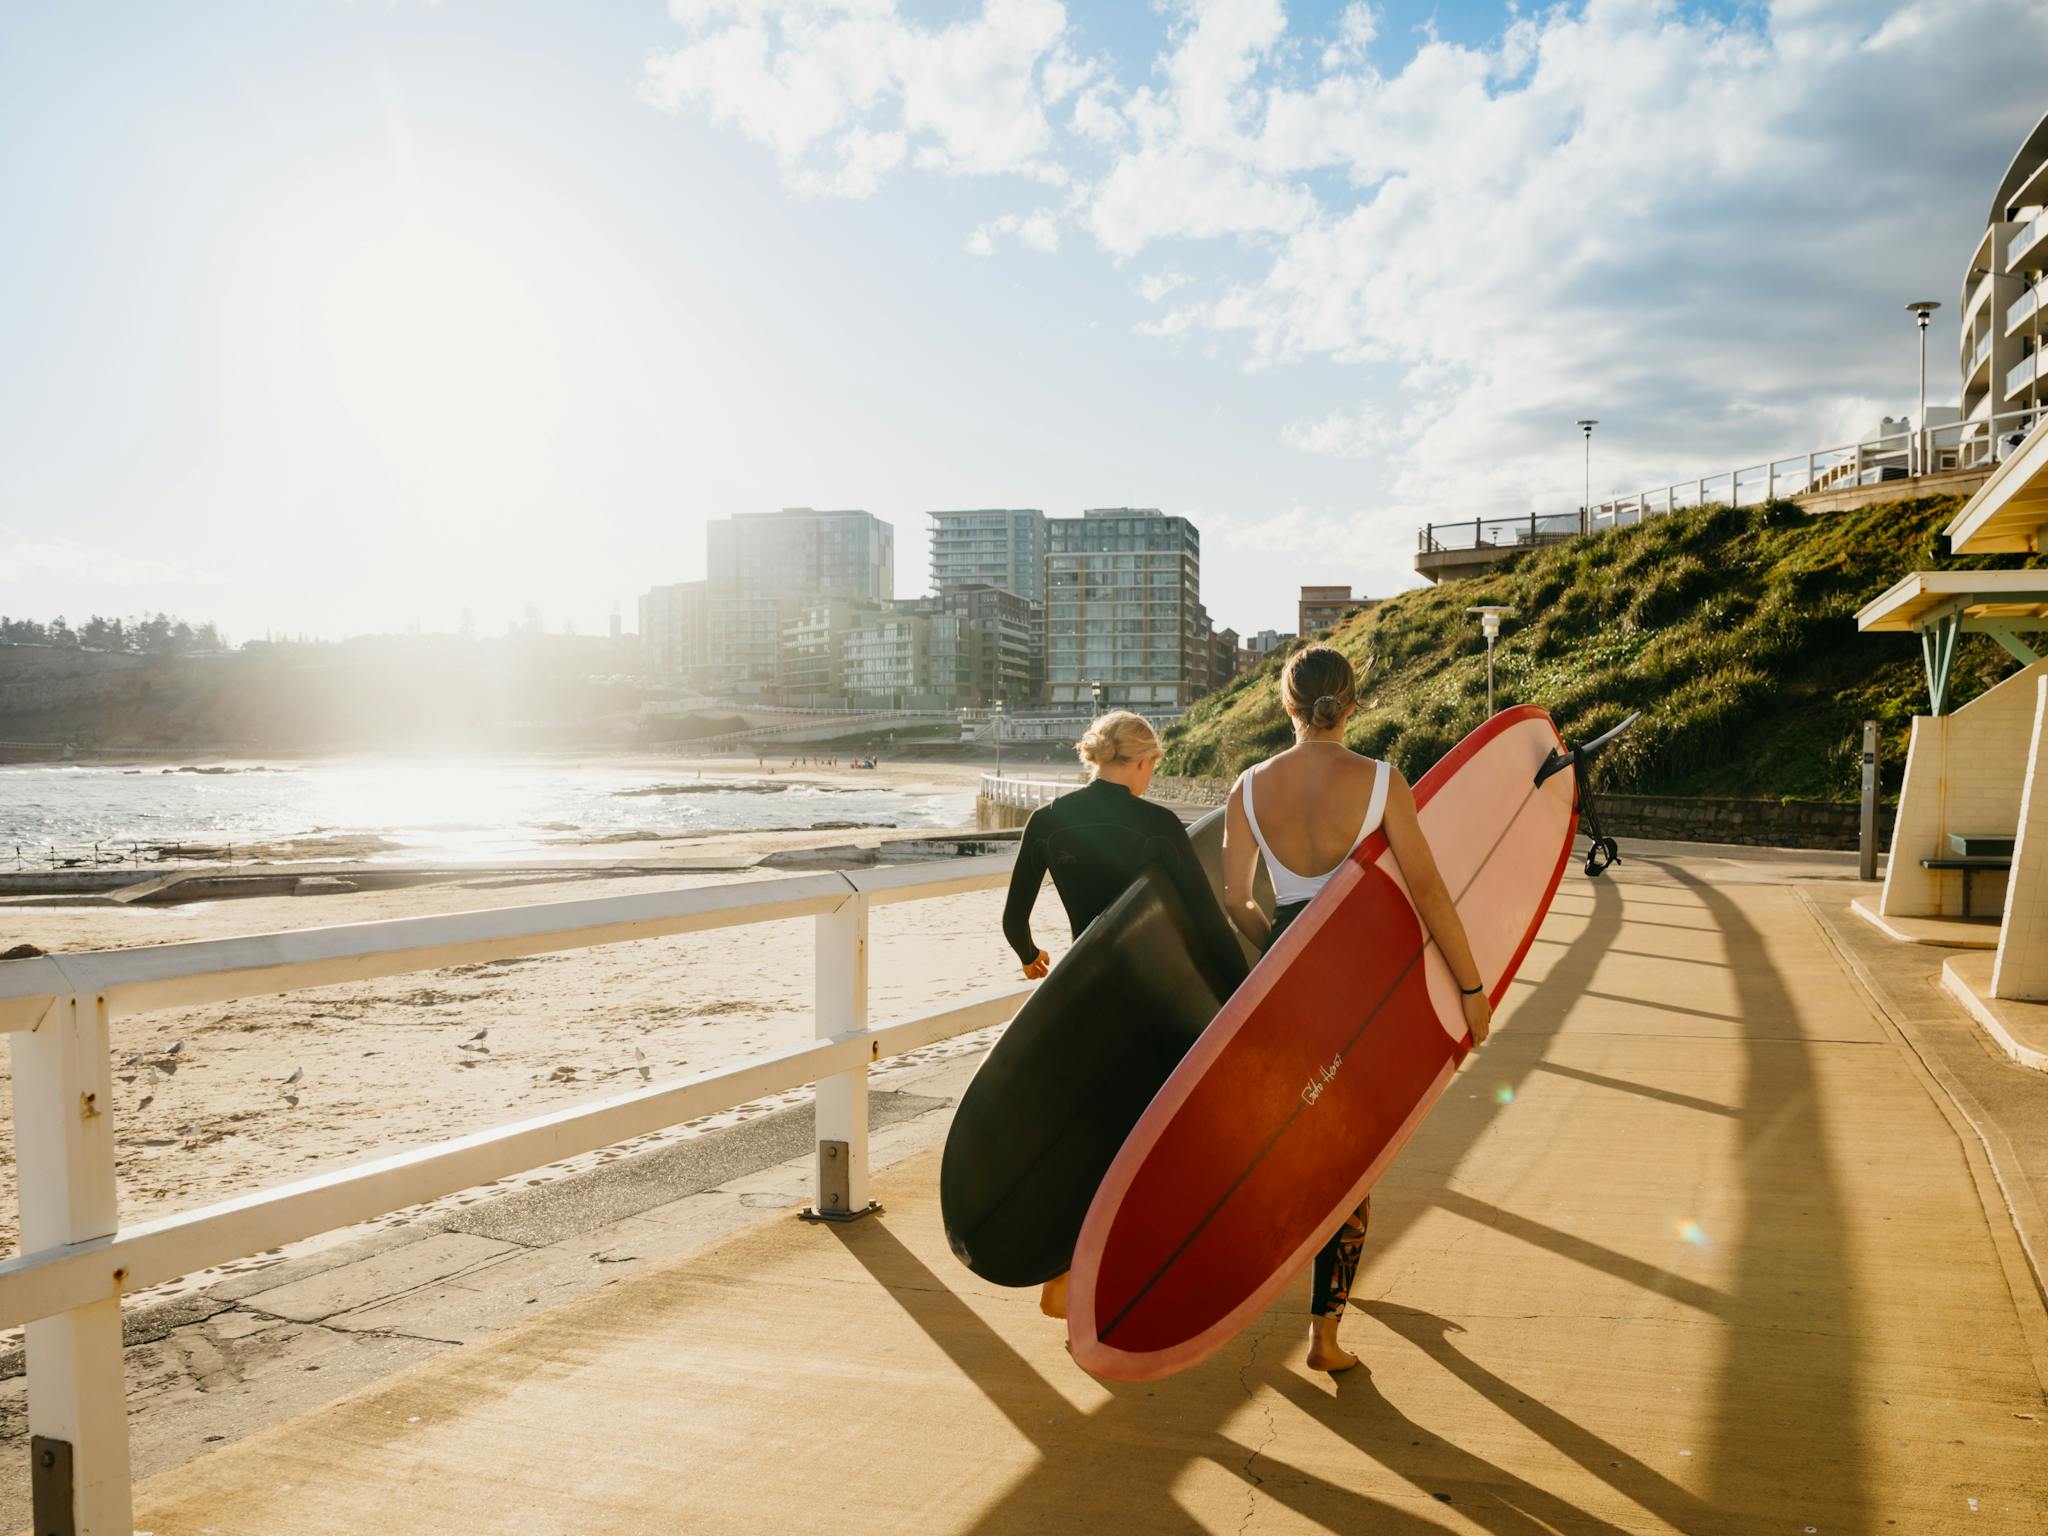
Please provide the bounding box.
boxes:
[939,807,1271,1287]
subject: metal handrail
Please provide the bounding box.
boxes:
[1415,405,2048,551]
[0,853,1029,1529]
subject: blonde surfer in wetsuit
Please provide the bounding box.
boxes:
[1219,645,1493,1374]
[1001,710,1251,1322]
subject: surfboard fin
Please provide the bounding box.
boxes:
[1533,710,1641,788]
[1534,712,1640,877]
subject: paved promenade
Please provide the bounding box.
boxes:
[88,853,2048,1531]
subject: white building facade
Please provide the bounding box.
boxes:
[1961,111,2048,461]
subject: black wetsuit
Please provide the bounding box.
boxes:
[1000,778,1249,991]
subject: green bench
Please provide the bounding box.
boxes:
[1920,832,2015,918]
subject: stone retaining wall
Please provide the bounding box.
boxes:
[1588,791,1889,852]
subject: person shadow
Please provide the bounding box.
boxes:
[834,1217,1666,1534]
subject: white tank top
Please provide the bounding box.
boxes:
[1243,756,1390,906]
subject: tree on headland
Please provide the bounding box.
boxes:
[0,611,222,654]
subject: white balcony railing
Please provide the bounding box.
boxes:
[0,855,1029,1532]
[2007,352,2042,400]
[1970,329,1996,376]
[2009,209,2048,271]
[2006,284,2042,337]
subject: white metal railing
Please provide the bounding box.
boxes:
[1971,329,1996,374]
[0,855,1028,1531]
[1577,406,2048,532]
[977,772,1085,810]
[2007,352,2042,400]
[1413,409,2047,557]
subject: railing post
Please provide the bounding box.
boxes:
[807,895,874,1220]
[1807,451,1815,493]
[11,991,132,1535]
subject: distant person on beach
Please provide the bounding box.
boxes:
[1000,709,1250,1322]
[1219,644,1491,1375]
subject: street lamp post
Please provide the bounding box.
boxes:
[1467,607,1515,715]
[1575,420,1598,533]
[1906,301,1941,476]
[992,698,1004,777]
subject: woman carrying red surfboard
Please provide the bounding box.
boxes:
[1219,644,1494,1374]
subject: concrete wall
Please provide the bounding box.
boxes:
[1880,659,2048,920]
[1992,676,2048,1001]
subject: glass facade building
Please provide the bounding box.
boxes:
[1044,508,1204,710]
[927,510,1048,604]
[702,508,895,694]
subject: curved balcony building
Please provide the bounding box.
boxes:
[1960,111,2048,456]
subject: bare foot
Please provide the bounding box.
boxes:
[1306,1318,1359,1373]
[1040,1273,1069,1319]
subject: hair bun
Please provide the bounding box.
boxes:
[1074,710,1160,772]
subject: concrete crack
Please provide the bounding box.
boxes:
[1235,1330,1279,1536]
[299,1317,468,1348]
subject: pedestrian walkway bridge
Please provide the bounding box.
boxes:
[8,850,2048,1532]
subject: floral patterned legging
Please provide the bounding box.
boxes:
[1312,1197,1371,1318]
[1269,900,1375,1320]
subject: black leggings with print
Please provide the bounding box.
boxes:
[1271,899,1373,1320]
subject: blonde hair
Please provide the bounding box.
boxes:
[1076,710,1161,773]
[1282,644,1357,732]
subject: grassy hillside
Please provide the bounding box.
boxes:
[1164,495,2036,801]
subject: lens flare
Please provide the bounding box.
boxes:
[1678,1219,1708,1246]
[1493,1084,1515,1105]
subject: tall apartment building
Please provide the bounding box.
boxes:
[780,598,885,705]
[841,602,966,708]
[1962,110,2048,459]
[638,581,709,685]
[708,508,894,604]
[927,510,1048,604]
[1044,509,1204,711]
[935,584,1038,707]
[701,508,895,693]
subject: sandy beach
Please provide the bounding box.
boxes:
[0,756,1081,1265]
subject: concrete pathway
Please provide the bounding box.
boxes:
[74,856,2048,1531]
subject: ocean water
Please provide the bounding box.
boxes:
[0,760,976,865]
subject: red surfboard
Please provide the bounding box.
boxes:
[1067,706,1579,1380]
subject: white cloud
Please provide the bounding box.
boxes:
[1319,2,1377,73]
[1282,405,1395,460]
[641,0,1073,198]
[966,206,1062,256]
[649,0,2048,519]
[1138,268,1194,303]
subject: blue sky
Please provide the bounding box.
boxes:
[1,0,2043,642]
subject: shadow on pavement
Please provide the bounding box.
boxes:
[1647,858,1869,1532]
